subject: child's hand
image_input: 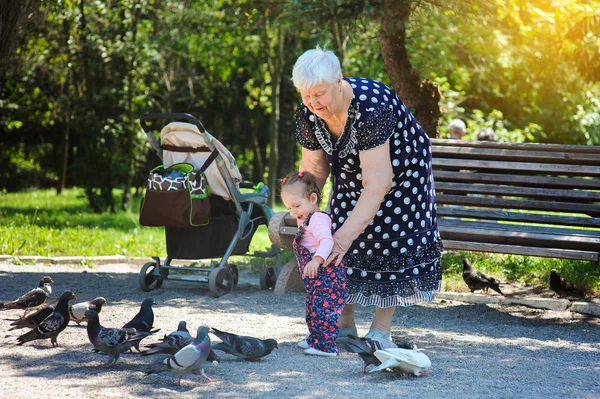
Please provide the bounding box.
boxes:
[303,258,322,279]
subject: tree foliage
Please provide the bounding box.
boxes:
[0,0,599,208]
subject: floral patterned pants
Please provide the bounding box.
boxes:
[293,241,346,353]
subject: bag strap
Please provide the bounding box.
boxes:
[161,144,212,153]
[198,149,219,173]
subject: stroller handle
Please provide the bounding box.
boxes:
[140,113,206,134]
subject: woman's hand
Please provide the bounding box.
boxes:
[303,258,322,279]
[323,231,354,267]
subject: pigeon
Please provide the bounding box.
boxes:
[122,298,158,351]
[145,326,215,386]
[85,309,153,367]
[69,297,107,325]
[16,290,76,347]
[7,304,55,331]
[462,259,504,295]
[23,297,59,318]
[369,346,432,376]
[210,327,278,361]
[142,321,193,356]
[0,276,54,313]
[549,270,585,298]
[339,335,415,374]
[142,321,221,364]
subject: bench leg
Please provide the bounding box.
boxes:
[274,258,306,295]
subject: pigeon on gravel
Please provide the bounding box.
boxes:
[0,276,54,313]
[16,290,75,347]
[85,309,152,367]
[339,335,415,374]
[145,325,215,386]
[462,259,504,295]
[142,321,193,356]
[7,304,55,331]
[368,346,431,376]
[122,298,158,351]
[142,321,221,364]
[23,297,59,318]
[549,270,585,298]
[210,327,278,361]
[70,297,107,325]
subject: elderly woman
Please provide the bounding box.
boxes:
[291,46,443,344]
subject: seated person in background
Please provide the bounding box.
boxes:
[448,119,467,139]
[477,128,495,141]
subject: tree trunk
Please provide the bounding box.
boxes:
[377,0,441,137]
[121,0,141,211]
[267,26,284,208]
[57,96,70,195]
[57,18,73,195]
[0,0,36,75]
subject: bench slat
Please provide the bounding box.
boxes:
[438,225,599,251]
[441,240,599,263]
[433,171,600,190]
[440,219,600,239]
[436,194,600,215]
[436,207,600,229]
[434,182,600,201]
[431,138,600,154]
[433,158,600,176]
[433,146,600,165]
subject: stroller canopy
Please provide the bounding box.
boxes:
[160,122,242,201]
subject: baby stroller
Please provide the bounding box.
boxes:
[138,113,281,297]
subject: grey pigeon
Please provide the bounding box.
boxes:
[16,290,76,347]
[549,270,585,298]
[210,327,278,361]
[143,321,221,364]
[339,335,415,374]
[0,276,54,314]
[70,297,107,325]
[142,321,193,356]
[462,259,504,295]
[122,298,158,351]
[145,325,215,386]
[85,309,152,367]
[7,304,55,331]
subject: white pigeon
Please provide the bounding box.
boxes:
[70,297,107,325]
[369,346,431,376]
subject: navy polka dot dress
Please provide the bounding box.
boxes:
[295,77,443,308]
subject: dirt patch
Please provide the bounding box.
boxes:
[0,262,599,399]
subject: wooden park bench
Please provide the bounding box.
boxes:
[268,139,600,294]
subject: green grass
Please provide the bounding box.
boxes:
[1,188,598,294]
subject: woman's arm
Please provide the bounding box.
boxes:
[299,147,330,189]
[324,141,393,266]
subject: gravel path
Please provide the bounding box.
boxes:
[0,262,599,399]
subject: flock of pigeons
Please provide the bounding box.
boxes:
[462,258,587,299]
[0,276,279,385]
[1,275,434,382]
[8,261,581,383]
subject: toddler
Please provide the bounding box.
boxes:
[280,171,346,357]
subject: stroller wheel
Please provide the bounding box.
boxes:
[225,264,239,287]
[260,266,276,290]
[139,261,164,292]
[208,267,234,298]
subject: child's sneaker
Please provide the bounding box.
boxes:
[297,339,309,349]
[304,347,337,357]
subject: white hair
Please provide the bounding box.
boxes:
[449,119,467,133]
[292,45,342,92]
